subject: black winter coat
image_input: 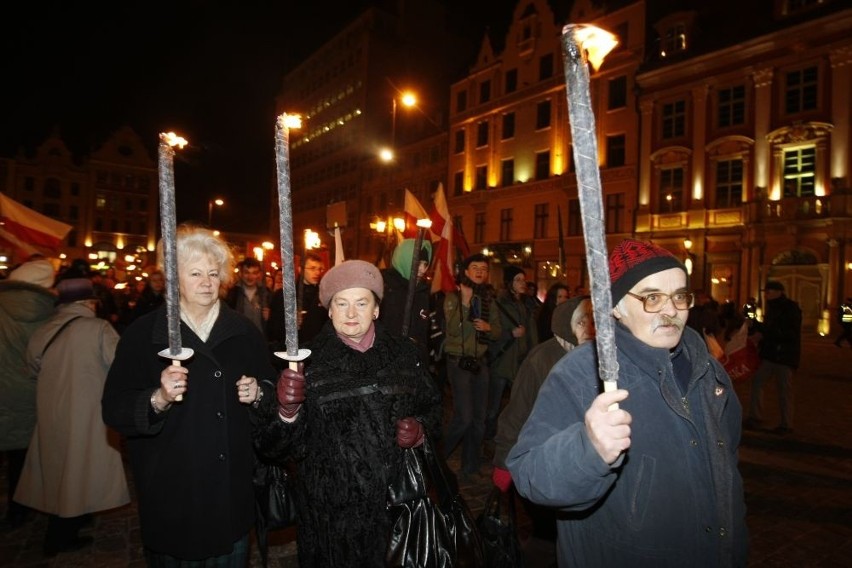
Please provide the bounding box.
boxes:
[379,267,432,366]
[102,304,277,560]
[755,295,802,368]
[255,321,442,567]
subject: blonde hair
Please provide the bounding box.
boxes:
[156,224,234,288]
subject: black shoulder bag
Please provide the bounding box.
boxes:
[386,436,486,567]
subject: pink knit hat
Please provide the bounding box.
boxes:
[319,260,384,308]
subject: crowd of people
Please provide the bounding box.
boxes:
[0,229,820,566]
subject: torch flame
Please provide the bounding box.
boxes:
[160,132,188,149]
[571,25,618,71]
[279,113,303,129]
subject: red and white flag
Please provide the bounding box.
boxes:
[0,192,72,261]
[402,189,436,240]
[429,184,470,294]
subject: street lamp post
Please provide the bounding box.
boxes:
[381,90,417,162]
[207,198,224,227]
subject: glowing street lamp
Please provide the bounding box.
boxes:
[207,198,224,227]
[380,89,418,161]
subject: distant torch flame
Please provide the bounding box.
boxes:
[279,113,302,129]
[571,25,618,71]
[160,132,188,149]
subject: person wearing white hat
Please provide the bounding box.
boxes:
[15,277,129,555]
[0,259,56,529]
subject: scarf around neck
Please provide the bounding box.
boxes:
[336,321,376,352]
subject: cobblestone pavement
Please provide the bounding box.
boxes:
[1,334,850,566]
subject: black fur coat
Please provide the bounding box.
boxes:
[255,320,442,567]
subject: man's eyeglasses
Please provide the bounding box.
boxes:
[625,291,695,313]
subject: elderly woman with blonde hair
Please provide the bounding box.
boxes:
[103,224,278,565]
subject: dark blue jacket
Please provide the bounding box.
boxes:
[507,324,747,567]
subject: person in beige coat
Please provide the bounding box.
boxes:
[14,278,129,556]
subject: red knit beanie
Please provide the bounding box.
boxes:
[608,239,687,304]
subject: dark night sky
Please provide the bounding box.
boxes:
[1,1,519,233]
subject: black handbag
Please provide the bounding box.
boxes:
[477,486,523,568]
[386,437,486,567]
[254,459,297,566]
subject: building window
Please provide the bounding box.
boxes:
[659,167,685,212]
[606,134,626,167]
[780,0,825,17]
[718,85,746,128]
[614,22,629,51]
[456,90,467,113]
[568,199,581,236]
[783,147,816,197]
[785,66,818,114]
[661,23,687,57]
[70,182,80,196]
[605,193,625,233]
[535,151,550,180]
[539,53,553,80]
[475,165,488,190]
[475,212,486,243]
[43,178,61,199]
[501,159,514,187]
[454,130,465,154]
[716,159,743,207]
[476,122,489,147]
[536,100,551,130]
[501,112,515,140]
[662,100,685,139]
[608,76,627,110]
[534,203,549,239]
[480,80,491,104]
[96,194,106,209]
[500,208,513,241]
[140,198,147,211]
[505,68,517,94]
[69,205,79,220]
[24,177,35,191]
[43,202,60,217]
[453,171,464,195]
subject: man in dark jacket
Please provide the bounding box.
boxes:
[745,280,802,434]
[507,239,748,567]
[297,252,328,345]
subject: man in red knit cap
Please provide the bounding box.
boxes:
[507,239,747,567]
